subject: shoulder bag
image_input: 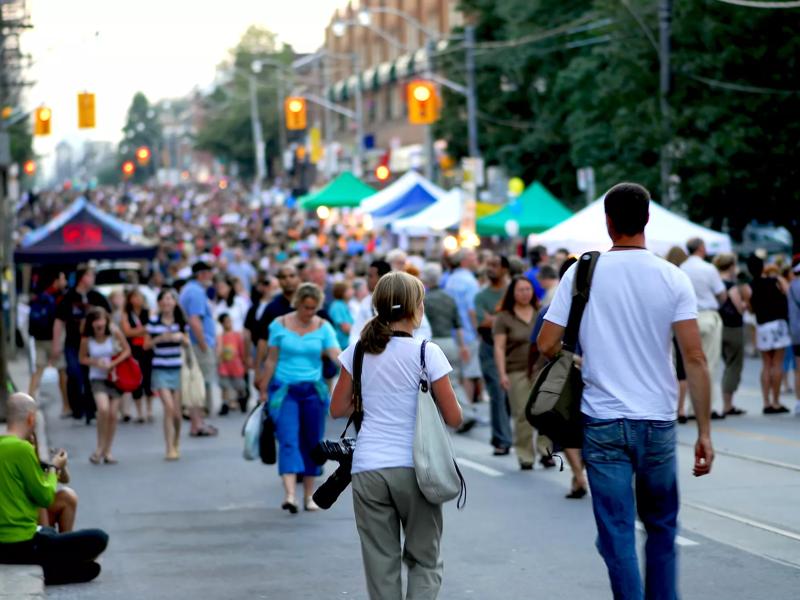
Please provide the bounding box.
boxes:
[413,340,466,508]
[525,251,600,450]
[181,345,206,409]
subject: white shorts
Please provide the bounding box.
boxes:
[462,340,482,379]
[756,319,791,352]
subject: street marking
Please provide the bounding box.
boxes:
[458,458,504,478]
[678,441,800,472]
[635,522,699,547]
[683,501,800,543]
[714,425,800,449]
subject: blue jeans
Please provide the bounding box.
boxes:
[582,416,679,600]
[479,341,511,449]
[65,346,92,419]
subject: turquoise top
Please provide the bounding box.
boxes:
[329,300,354,351]
[269,318,340,384]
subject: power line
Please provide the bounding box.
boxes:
[685,72,800,94]
[710,0,800,8]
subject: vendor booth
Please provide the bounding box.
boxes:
[476,182,572,236]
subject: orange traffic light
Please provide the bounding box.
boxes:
[23,160,36,175]
[135,146,151,165]
[284,97,307,130]
[121,161,135,178]
[375,165,391,182]
[1,106,12,120]
[77,92,96,129]
[34,106,52,136]
[407,80,438,125]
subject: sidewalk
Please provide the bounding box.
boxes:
[1,356,45,597]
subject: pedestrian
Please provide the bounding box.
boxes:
[748,256,791,414]
[121,289,154,423]
[713,253,750,416]
[524,245,548,301]
[665,247,690,422]
[537,265,559,306]
[788,254,800,415]
[330,271,462,600]
[217,313,247,416]
[329,281,354,351]
[27,271,69,417]
[56,268,111,423]
[0,393,109,585]
[475,254,512,455]
[213,277,249,333]
[493,276,552,470]
[79,307,131,465]
[538,182,714,599]
[146,289,189,459]
[243,277,274,412]
[422,261,476,432]
[179,262,219,422]
[227,247,257,295]
[257,283,340,513]
[444,249,483,405]
[350,260,392,345]
[681,238,727,418]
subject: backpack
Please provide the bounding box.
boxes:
[525,251,600,450]
[28,292,57,341]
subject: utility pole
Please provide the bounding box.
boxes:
[321,58,333,177]
[352,53,365,177]
[247,73,267,195]
[658,0,672,207]
[424,38,436,181]
[464,25,480,159]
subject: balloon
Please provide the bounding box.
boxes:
[508,177,525,197]
[505,219,520,237]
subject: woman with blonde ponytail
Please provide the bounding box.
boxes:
[331,271,462,600]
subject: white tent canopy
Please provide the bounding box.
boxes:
[358,170,447,214]
[391,188,463,236]
[529,197,732,256]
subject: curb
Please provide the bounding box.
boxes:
[0,564,45,598]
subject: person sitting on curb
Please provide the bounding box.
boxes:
[0,393,109,585]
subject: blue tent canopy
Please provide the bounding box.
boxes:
[368,183,438,219]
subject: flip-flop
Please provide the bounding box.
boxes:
[103,456,118,465]
[724,407,746,416]
[89,453,102,465]
[190,429,211,437]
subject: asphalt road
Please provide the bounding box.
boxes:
[26,356,800,600]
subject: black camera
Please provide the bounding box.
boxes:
[311,437,357,509]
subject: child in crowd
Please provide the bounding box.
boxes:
[329,281,354,351]
[216,313,246,416]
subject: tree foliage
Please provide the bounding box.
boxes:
[437,0,800,244]
[118,92,162,182]
[194,26,294,179]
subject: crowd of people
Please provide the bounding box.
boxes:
[4,182,800,597]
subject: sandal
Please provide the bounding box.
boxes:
[282,499,299,514]
[89,453,102,465]
[724,407,746,416]
[103,456,118,465]
[189,426,218,437]
[566,486,588,499]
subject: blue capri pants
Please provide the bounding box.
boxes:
[268,380,328,476]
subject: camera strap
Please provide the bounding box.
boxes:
[341,341,365,437]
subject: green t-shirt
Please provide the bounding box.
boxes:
[474,285,507,345]
[0,435,57,543]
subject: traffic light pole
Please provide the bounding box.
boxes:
[465,25,480,159]
[424,39,436,182]
[248,73,267,193]
[352,53,365,177]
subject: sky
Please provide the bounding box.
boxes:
[24,0,348,164]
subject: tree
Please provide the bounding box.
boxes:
[194,26,294,180]
[119,92,162,182]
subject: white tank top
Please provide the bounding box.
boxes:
[88,337,114,381]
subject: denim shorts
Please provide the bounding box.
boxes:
[151,368,181,391]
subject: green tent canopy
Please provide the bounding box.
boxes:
[299,172,377,210]
[476,181,573,236]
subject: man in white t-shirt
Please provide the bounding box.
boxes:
[538,183,714,600]
[681,238,727,418]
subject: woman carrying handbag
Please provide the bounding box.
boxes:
[331,272,462,600]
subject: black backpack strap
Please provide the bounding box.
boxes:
[342,341,365,436]
[419,339,429,393]
[562,251,601,353]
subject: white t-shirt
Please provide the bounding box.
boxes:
[545,250,697,421]
[680,255,725,311]
[339,338,452,474]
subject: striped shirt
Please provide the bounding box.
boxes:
[146,316,185,370]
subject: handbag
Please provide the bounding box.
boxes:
[109,354,143,393]
[180,345,206,409]
[242,404,263,461]
[525,251,600,450]
[413,340,466,508]
[259,407,277,465]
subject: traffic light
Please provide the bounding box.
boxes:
[23,160,36,176]
[121,161,135,178]
[135,146,151,166]
[34,107,52,136]
[375,164,391,182]
[1,106,12,120]
[284,97,307,130]
[77,93,96,129]
[407,80,437,125]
